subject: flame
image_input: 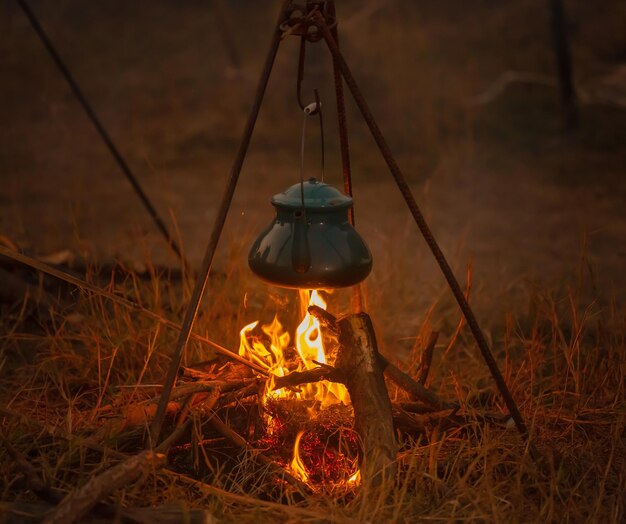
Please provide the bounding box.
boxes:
[238,318,290,398]
[290,431,310,482]
[347,461,361,485]
[295,290,326,369]
[239,290,359,487]
[238,290,349,406]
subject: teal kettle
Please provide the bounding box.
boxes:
[248,178,372,289]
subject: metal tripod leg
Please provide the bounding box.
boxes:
[16,0,190,271]
[315,15,529,439]
[148,0,291,446]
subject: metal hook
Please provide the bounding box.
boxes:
[299,89,324,195]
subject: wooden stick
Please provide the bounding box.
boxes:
[418,330,439,386]
[42,451,166,524]
[334,313,397,486]
[2,408,316,519]
[309,305,456,411]
[274,365,340,389]
[378,355,457,411]
[156,390,220,454]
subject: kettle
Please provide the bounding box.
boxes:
[248,178,372,289]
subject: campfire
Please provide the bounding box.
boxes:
[238,290,349,406]
[165,283,492,492]
[237,289,359,488]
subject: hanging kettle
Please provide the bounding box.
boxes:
[248,177,372,289]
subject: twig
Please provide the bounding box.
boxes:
[42,451,166,524]
[379,355,457,411]
[274,365,341,389]
[307,305,340,335]
[1,408,320,520]
[308,305,455,410]
[418,331,439,386]
[94,401,181,442]
[172,379,255,399]
[156,389,220,454]
[214,382,259,408]
[94,382,230,442]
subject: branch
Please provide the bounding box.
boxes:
[308,305,456,411]
[418,330,439,385]
[42,451,166,524]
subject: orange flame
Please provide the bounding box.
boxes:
[347,461,361,485]
[239,290,349,406]
[290,430,309,482]
[239,290,359,487]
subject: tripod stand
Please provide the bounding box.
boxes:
[148,0,528,446]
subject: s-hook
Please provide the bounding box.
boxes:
[293,90,324,274]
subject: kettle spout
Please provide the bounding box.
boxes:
[291,210,311,274]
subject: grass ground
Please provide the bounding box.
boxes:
[1,0,625,522]
[0,247,624,522]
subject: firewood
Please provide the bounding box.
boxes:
[309,305,456,411]
[94,401,181,441]
[378,355,457,411]
[274,365,340,389]
[94,381,241,442]
[42,451,166,524]
[419,330,439,385]
[334,312,397,486]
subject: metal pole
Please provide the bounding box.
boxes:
[148,1,290,446]
[327,1,354,220]
[16,0,190,270]
[326,0,364,312]
[316,16,529,438]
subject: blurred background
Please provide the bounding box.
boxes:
[1,0,625,348]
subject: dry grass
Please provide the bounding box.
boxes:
[0,241,624,523]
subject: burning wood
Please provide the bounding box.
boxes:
[201,290,462,489]
[124,289,481,492]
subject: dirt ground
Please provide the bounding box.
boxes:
[1,0,625,339]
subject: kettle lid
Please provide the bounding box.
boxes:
[271,177,352,211]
